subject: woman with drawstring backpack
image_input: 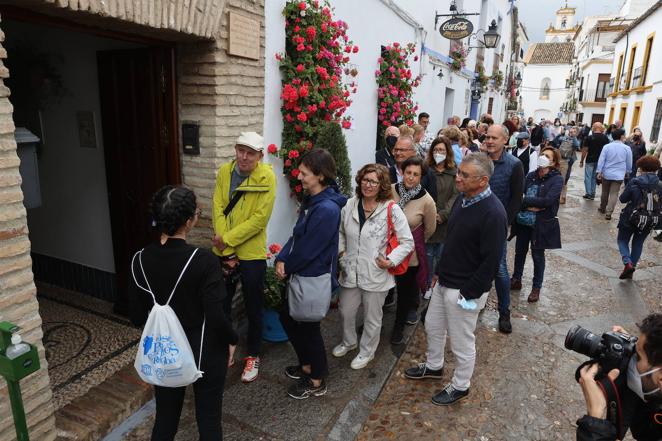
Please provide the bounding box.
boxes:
[129,185,237,441]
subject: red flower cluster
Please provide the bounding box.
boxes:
[375,42,421,128]
[273,0,358,197]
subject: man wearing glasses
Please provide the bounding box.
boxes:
[404,152,507,406]
[388,134,437,201]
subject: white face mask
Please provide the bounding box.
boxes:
[537,155,551,169]
[627,354,661,401]
[434,154,446,164]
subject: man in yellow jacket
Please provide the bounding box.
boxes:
[212,131,276,383]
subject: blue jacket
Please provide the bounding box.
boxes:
[489,150,524,225]
[276,185,347,290]
[617,173,662,230]
[513,169,563,249]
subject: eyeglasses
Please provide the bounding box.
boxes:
[361,179,380,187]
[457,170,484,180]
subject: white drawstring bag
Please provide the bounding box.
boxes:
[131,248,205,387]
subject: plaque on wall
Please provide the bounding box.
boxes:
[227,11,260,60]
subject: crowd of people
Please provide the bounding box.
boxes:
[127,110,662,438]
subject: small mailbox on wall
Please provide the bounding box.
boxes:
[182,122,200,155]
[15,127,42,209]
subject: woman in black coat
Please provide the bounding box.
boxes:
[129,186,237,441]
[510,147,564,303]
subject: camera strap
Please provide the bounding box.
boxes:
[575,360,626,440]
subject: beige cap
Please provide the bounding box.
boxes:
[236,131,264,152]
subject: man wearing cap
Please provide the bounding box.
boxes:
[212,132,276,383]
[512,131,533,174]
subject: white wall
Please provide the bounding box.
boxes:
[263,0,515,245]
[605,6,662,140]
[521,63,571,122]
[5,20,141,273]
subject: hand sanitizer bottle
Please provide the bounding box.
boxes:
[5,334,30,359]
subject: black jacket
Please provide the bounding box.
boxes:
[389,164,438,202]
[617,173,662,230]
[512,169,563,249]
[512,146,532,176]
[577,385,662,440]
[376,147,396,168]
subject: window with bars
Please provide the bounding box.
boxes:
[650,99,662,143]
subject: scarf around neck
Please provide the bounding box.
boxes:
[396,181,422,209]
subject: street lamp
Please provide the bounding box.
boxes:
[467,20,501,52]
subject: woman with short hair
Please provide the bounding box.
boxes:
[510,147,564,302]
[391,156,437,344]
[616,155,661,279]
[129,185,238,440]
[332,164,414,369]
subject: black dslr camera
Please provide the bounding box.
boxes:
[565,325,638,378]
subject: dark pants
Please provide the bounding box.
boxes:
[279,307,328,380]
[512,226,546,289]
[394,265,419,327]
[152,331,228,441]
[222,259,266,356]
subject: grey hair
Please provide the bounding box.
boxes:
[463,152,495,178]
[493,124,510,140]
[397,134,414,145]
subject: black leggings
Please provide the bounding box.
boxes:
[279,308,328,380]
[394,265,419,327]
[151,334,228,441]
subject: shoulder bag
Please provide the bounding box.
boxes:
[386,202,412,275]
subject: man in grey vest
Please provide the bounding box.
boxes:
[484,125,524,334]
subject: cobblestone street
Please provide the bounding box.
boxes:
[106,172,661,441]
[358,172,661,440]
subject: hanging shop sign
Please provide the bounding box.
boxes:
[439,17,473,40]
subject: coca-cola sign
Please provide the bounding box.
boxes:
[439,17,474,40]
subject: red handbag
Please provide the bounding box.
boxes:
[386,202,412,275]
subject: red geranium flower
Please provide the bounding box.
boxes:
[267,144,278,154]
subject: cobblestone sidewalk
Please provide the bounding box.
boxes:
[358,171,661,440]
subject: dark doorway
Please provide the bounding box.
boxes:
[591,113,605,125]
[97,47,180,314]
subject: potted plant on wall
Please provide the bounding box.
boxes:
[491,70,504,90]
[449,42,467,72]
[263,243,288,342]
[475,66,489,91]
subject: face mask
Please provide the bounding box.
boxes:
[386,136,397,148]
[434,154,446,164]
[633,135,641,142]
[457,294,477,310]
[537,155,551,168]
[627,354,661,401]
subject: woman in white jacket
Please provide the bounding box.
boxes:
[332,164,414,370]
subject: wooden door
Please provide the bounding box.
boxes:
[97,47,180,314]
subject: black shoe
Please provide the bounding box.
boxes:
[390,326,405,345]
[287,377,327,400]
[498,312,512,334]
[588,195,595,200]
[582,194,590,199]
[404,362,443,380]
[405,309,419,325]
[285,365,306,380]
[431,384,469,406]
[598,207,606,214]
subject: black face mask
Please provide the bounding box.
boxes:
[633,135,641,142]
[386,136,397,148]
[517,139,525,149]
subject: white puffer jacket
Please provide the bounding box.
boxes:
[338,197,414,292]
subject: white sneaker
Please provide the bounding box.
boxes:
[423,288,433,300]
[332,343,357,358]
[241,356,260,383]
[350,353,374,370]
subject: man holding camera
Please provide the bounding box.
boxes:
[576,313,662,440]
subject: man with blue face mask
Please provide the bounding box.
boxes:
[577,313,662,440]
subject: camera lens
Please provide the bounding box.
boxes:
[565,325,603,359]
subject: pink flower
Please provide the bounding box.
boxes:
[296,64,304,72]
[288,150,300,159]
[341,120,351,129]
[352,46,359,53]
[267,144,278,154]
[414,55,419,61]
[375,70,381,77]
[296,43,305,51]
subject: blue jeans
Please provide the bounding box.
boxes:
[425,242,444,286]
[512,226,546,289]
[494,240,510,315]
[584,162,597,197]
[617,227,648,266]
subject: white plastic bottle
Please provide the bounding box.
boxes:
[5,334,30,360]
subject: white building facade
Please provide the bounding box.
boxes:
[264,0,517,244]
[605,1,662,143]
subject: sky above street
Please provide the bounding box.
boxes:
[518,0,625,44]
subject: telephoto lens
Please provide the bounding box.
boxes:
[565,325,603,359]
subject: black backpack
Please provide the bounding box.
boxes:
[628,184,662,232]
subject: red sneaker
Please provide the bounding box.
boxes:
[619,263,635,280]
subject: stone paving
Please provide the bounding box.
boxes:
[109,170,660,441]
[358,171,661,441]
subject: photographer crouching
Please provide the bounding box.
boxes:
[567,314,662,440]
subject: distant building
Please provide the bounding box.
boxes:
[605,0,662,142]
[544,3,580,43]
